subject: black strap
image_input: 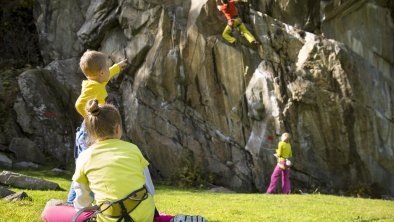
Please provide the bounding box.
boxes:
[101,186,148,220]
[154,208,160,217]
[72,205,100,222]
[117,202,133,222]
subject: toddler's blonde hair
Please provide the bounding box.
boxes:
[79,50,107,77]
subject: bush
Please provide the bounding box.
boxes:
[347,183,383,198]
[175,162,214,188]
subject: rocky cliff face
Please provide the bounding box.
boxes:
[1,0,393,195]
[321,0,393,82]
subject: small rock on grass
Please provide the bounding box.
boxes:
[4,191,31,201]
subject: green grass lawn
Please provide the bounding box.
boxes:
[1,169,393,222]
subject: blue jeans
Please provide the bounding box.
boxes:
[73,121,88,159]
[67,182,77,203]
[67,122,89,203]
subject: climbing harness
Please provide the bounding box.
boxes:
[274,154,292,170]
[227,16,242,31]
[72,205,100,222]
[72,186,148,222]
[277,159,292,170]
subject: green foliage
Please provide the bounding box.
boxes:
[347,183,384,199]
[0,169,393,222]
[175,162,214,188]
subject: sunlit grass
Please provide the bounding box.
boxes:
[0,169,72,222]
[0,169,393,222]
[154,186,394,222]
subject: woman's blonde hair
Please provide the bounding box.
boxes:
[281,132,291,142]
[84,99,121,140]
[79,50,107,77]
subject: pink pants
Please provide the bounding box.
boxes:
[266,162,291,194]
[41,205,174,222]
[155,213,174,222]
[41,205,94,222]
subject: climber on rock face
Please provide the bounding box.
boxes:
[216,0,259,45]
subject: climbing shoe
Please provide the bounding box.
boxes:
[170,214,207,222]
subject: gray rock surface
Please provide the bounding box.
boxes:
[8,138,45,164]
[0,0,391,195]
[0,186,15,198]
[33,0,88,64]
[321,0,394,81]
[209,186,236,193]
[0,152,12,168]
[253,0,321,32]
[13,161,39,169]
[0,144,7,151]
[14,60,82,166]
[0,171,59,190]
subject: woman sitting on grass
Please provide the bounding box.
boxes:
[42,99,155,222]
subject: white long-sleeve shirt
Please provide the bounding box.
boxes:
[73,182,93,210]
